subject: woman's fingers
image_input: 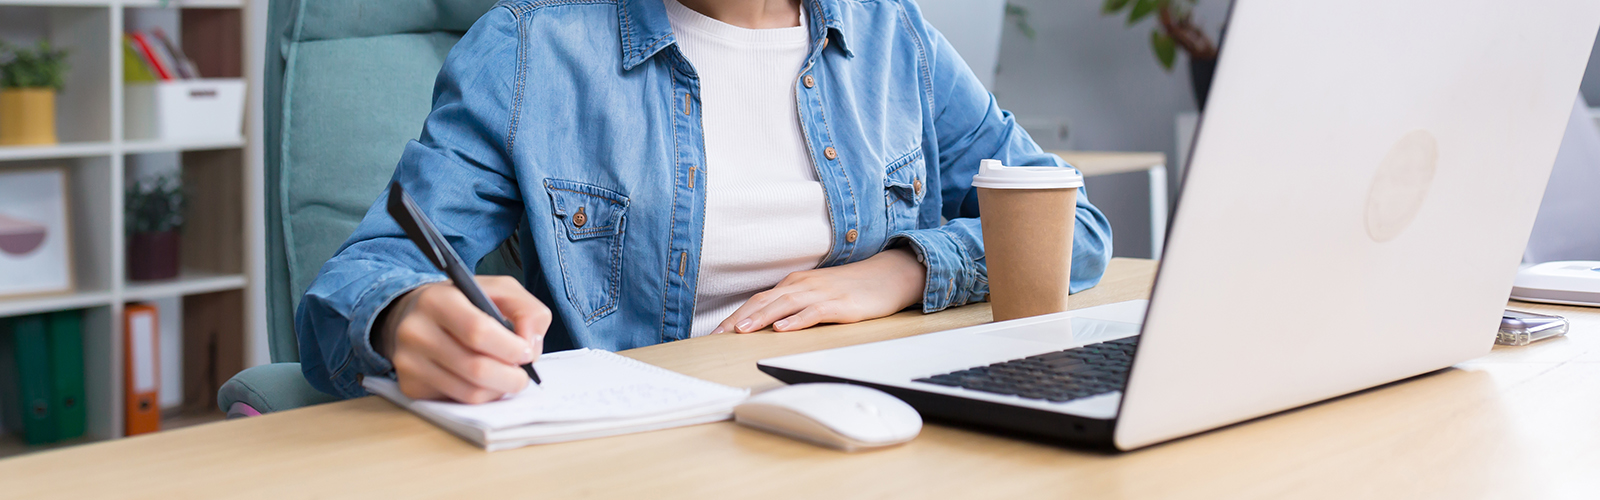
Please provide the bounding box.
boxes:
[773,301,835,332]
[398,315,528,394]
[480,276,551,360]
[417,284,535,366]
[393,349,506,404]
[713,286,790,334]
[737,290,825,333]
[414,319,530,395]
[387,277,550,405]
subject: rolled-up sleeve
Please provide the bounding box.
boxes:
[294,7,526,398]
[891,13,1113,313]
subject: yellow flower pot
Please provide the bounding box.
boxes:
[0,88,59,146]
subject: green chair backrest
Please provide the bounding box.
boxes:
[264,0,510,362]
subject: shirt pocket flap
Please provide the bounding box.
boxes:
[544,178,630,240]
[884,148,926,203]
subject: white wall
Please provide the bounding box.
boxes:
[1582,34,1600,105]
[918,0,1006,90]
[992,4,1597,259]
[990,0,1229,258]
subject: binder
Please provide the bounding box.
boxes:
[47,310,86,441]
[1,315,57,444]
[123,304,161,436]
[0,317,17,439]
[127,33,174,80]
[0,317,10,437]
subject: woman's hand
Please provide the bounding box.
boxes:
[713,247,927,334]
[375,276,551,404]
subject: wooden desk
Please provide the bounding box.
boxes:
[1051,151,1169,257]
[3,258,1597,498]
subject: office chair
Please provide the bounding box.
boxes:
[218,0,517,417]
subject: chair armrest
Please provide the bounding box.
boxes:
[218,363,341,417]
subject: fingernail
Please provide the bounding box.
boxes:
[774,320,788,330]
[736,319,754,332]
[712,326,725,334]
[522,347,535,364]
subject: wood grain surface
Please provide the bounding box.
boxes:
[2,258,1595,499]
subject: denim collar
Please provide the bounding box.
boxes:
[618,0,854,71]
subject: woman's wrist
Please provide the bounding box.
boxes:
[371,284,433,360]
[875,246,927,310]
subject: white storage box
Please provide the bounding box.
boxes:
[124,78,246,142]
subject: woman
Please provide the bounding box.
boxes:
[296,0,1113,403]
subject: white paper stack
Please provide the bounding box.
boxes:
[364,349,749,451]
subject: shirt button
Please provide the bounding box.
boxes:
[803,74,815,88]
[912,178,923,195]
[846,229,858,243]
[824,146,838,160]
[573,207,588,228]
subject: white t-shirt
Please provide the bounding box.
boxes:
[664,0,831,337]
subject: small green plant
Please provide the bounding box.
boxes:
[126,174,186,234]
[0,40,70,90]
[1101,0,1217,71]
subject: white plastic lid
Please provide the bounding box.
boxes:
[970,159,1084,189]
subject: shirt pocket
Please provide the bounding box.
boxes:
[544,178,629,324]
[883,147,927,234]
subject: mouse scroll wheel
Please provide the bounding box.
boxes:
[856,401,879,415]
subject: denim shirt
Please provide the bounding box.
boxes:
[296,0,1113,398]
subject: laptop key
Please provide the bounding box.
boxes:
[917,336,1141,402]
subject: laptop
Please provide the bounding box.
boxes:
[758,0,1600,451]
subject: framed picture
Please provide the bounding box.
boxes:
[0,167,73,298]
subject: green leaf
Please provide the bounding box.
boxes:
[1101,0,1132,14]
[1005,3,1037,40]
[0,40,69,90]
[1127,0,1160,25]
[1151,29,1177,71]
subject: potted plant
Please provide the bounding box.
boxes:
[0,40,69,146]
[1101,0,1219,109]
[125,174,186,281]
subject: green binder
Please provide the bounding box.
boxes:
[0,315,57,445]
[0,317,13,436]
[47,310,86,441]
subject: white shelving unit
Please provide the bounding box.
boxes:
[0,0,260,455]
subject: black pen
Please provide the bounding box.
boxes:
[386,181,542,385]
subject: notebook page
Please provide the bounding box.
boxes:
[406,349,748,430]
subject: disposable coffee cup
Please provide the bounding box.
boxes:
[972,159,1084,322]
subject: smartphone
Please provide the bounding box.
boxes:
[1497,309,1569,346]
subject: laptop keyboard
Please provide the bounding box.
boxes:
[913,336,1138,403]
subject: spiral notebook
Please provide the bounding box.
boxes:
[363,349,749,451]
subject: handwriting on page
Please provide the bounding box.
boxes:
[548,384,706,413]
[411,349,744,430]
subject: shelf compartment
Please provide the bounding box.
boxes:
[178,149,243,275]
[0,5,114,143]
[122,269,245,301]
[0,157,117,302]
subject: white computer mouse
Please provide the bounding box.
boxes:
[733,383,922,452]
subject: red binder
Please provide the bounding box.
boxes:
[123,304,161,436]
